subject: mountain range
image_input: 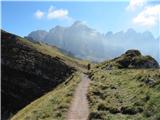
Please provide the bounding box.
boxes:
[26,21,160,62]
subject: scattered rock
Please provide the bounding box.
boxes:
[144,78,156,87]
[121,106,143,115]
[106,65,112,70]
[89,111,104,120]
[109,107,121,114]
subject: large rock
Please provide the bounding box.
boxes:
[103,49,159,69]
[125,50,141,56]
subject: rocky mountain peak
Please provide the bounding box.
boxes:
[49,25,65,33]
[72,20,85,26]
[125,49,141,57]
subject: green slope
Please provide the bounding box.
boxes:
[4,29,160,120]
[11,72,81,120]
[87,51,160,120]
[1,30,89,120]
[88,69,160,120]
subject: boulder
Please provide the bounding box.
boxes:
[106,49,159,69]
[125,49,141,57]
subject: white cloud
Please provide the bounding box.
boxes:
[34,6,72,21]
[47,6,70,20]
[133,5,160,27]
[127,0,146,11]
[35,10,45,19]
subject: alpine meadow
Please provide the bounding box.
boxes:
[1,0,160,120]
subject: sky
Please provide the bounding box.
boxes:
[1,0,160,38]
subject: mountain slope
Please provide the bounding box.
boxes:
[11,72,81,120]
[88,69,160,120]
[1,30,87,120]
[87,50,160,120]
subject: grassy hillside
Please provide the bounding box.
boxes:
[3,29,159,120]
[1,30,88,119]
[18,35,89,72]
[88,69,160,120]
[11,72,81,120]
[98,50,159,69]
[88,59,160,120]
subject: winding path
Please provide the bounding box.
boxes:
[67,74,90,120]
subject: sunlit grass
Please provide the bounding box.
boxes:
[88,68,160,120]
[11,72,81,120]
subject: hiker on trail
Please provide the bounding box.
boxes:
[87,64,91,70]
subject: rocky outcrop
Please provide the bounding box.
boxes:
[1,30,75,119]
[103,49,159,69]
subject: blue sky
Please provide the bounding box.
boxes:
[1,0,160,37]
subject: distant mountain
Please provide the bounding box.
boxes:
[26,30,48,41]
[104,28,159,62]
[27,21,159,62]
[27,21,123,61]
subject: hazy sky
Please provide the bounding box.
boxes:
[1,0,160,37]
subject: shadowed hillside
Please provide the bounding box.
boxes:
[1,30,78,119]
[11,72,81,120]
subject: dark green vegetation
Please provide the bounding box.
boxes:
[88,50,160,120]
[1,30,87,120]
[98,49,159,69]
[11,72,81,120]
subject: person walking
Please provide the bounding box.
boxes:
[87,64,91,70]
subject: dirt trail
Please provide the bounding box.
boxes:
[67,74,90,120]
